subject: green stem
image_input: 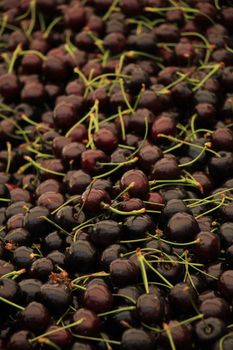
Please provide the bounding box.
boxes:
[0,296,24,311]
[136,248,149,294]
[98,306,136,317]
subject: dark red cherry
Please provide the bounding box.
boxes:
[73,308,100,336]
[195,317,226,344]
[90,220,122,247]
[37,191,64,211]
[199,297,230,320]
[53,102,76,130]
[8,330,32,350]
[136,293,164,324]
[121,328,154,350]
[110,259,139,287]
[21,301,50,332]
[61,142,86,165]
[218,270,233,300]
[138,144,162,173]
[160,320,192,349]
[43,56,67,82]
[169,282,198,314]
[118,198,145,212]
[66,240,97,273]
[219,222,233,247]
[101,244,127,270]
[212,128,233,152]
[0,278,18,302]
[45,325,72,348]
[123,214,153,239]
[120,170,149,200]
[166,212,199,242]
[152,156,181,180]
[83,283,113,313]
[40,282,72,314]
[30,257,53,281]
[13,246,35,268]
[81,189,111,213]
[93,128,118,153]
[35,179,63,197]
[104,32,126,54]
[81,149,108,175]
[120,0,144,16]
[0,73,19,101]
[194,231,221,262]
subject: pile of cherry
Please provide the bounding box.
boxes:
[1,0,233,349]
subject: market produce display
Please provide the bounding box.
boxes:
[0,0,233,349]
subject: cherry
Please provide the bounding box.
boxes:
[35,179,63,197]
[21,81,46,105]
[13,246,35,268]
[40,282,72,314]
[71,342,94,350]
[66,240,97,273]
[93,128,118,153]
[0,278,18,301]
[8,330,32,350]
[47,250,66,268]
[138,144,162,173]
[219,222,233,247]
[45,325,72,347]
[110,259,139,287]
[83,283,113,313]
[157,255,183,284]
[208,151,233,183]
[123,64,150,93]
[166,212,199,242]
[62,142,86,165]
[21,301,50,332]
[53,102,77,130]
[162,199,191,222]
[218,270,233,300]
[200,297,230,321]
[194,231,221,262]
[160,320,192,349]
[100,244,127,270]
[136,293,165,324]
[30,257,53,281]
[73,308,100,336]
[123,214,153,239]
[43,56,67,82]
[5,228,30,246]
[121,328,154,350]
[0,259,14,277]
[90,220,122,247]
[81,149,108,175]
[120,170,149,200]
[195,317,226,344]
[37,191,64,211]
[0,74,19,101]
[104,32,126,54]
[24,206,51,236]
[43,231,63,252]
[214,333,233,350]
[212,128,233,152]
[152,156,181,180]
[118,198,145,212]
[169,282,197,315]
[81,188,111,213]
[19,279,42,304]
[226,244,233,267]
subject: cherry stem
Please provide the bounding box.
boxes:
[0,268,26,280]
[36,338,60,350]
[119,78,134,113]
[40,216,70,236]
[98,306,136,317]
[118,106,126,141]
[144,259,173,288]
[93,157,138,179]
[30,318,84,342]
[158,133,221,157]
[43,16,62,38]
[195,196,225,220]
[24,156,65,177]
[27,0,37,38]
[163,323,176,350]
[101,202,146,216]
[0,296,24,311]
[193,63,222,92]
[136,248,150,294]
[66,100,98,137]
[178,146,207,168]
[72,272,110,284]
[72,334,121,346]
[8,44,22,74]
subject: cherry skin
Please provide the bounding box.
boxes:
[73,308,100,336]
[110,259,139,287]
[90,220,122,247]
[136,293,165,324]
[121,328,154,350]
[21,301,50,332]
[169,282,198,315]
[218,270,233,300]
[166,212,199,242]
[151,156,181,180]
[83,283,113,313]
[120,170,149,199]
[194,231,221,262]
[66,240,97,273]
[195,317,226,344]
